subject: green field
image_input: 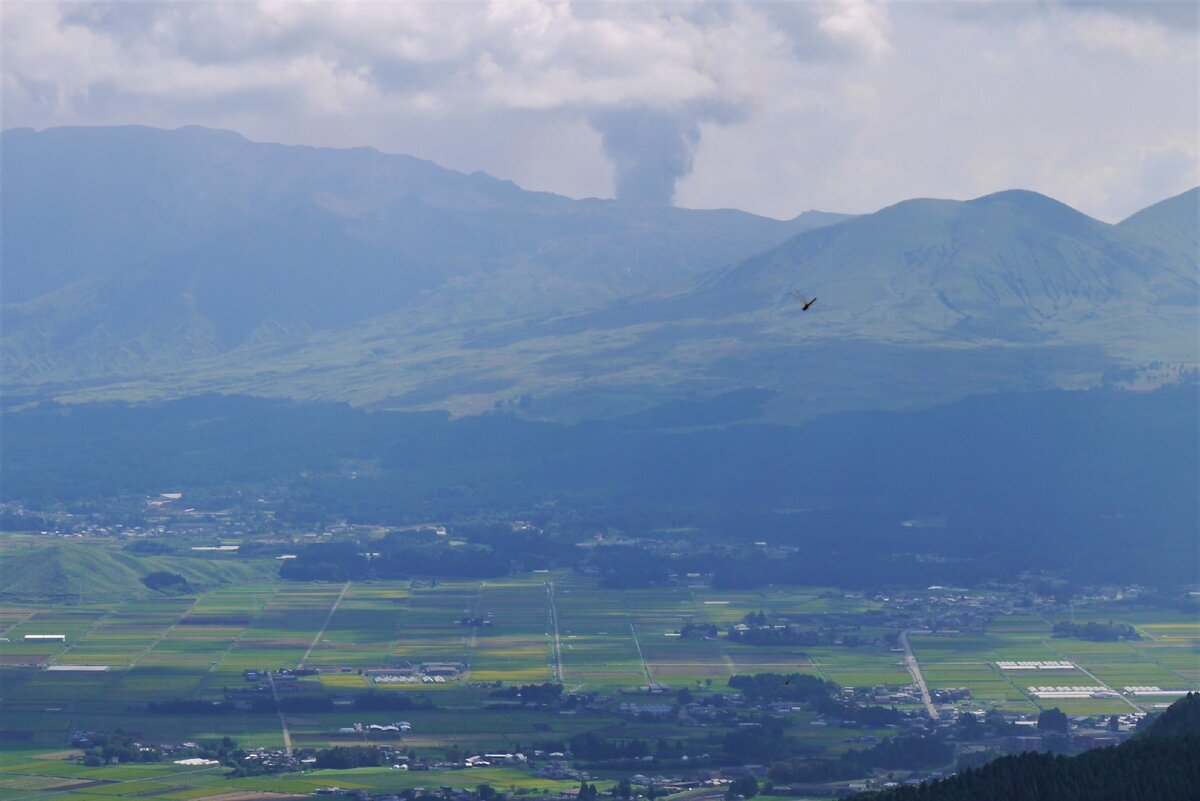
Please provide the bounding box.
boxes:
[2,545,1197,801]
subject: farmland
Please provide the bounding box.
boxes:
[1,537,1197,801]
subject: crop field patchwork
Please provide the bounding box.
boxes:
[553,584,645,690]
[2,568,1198,800]
[907,610,1200,716]
[467,580,554,684]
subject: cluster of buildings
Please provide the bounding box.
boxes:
[463,753,528,767]
[66,732,224,766]
[336,722,413,735]
[1122,685,1191,697]
[370,661,466,684]
[236,747,303,772]
[844,684,927,707]
[995,660,1075,671]
[374,674,448,685]
[1027,685,1119,699]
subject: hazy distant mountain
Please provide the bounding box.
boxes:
[1,125,1195,421]
[560,188,1199,344]
[1116,186,1199,263]
[425,188,1199,419]
[1,125,845,386]
[1,125,842,305]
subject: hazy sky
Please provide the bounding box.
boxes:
[3,1,1197,220]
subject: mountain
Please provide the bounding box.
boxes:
[1,125,846,396]
[1,125,1195,421]
[0,124,842,308]
[381,188,1198,419]
[544,188,1198,340]
[340,187,1190,419]
[1117,186,1199,261]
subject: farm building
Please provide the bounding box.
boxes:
[24,634,66,642]
[420,662,464,677]
[45,665,108,672]
[996,660,1074,670]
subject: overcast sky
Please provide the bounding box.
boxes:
[3,1,1197,221]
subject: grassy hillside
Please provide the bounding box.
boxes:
[1,124,844,393]
[0,540,274,604]
[7,186,1192,423]
[2,126,1193,423]
[1117,187,1199,265]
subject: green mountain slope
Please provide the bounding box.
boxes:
[0,542,272,604]
[588,188,1198,344]
[2,125,1195,422]
[342,188,1194,420]
[1117,187,1199,264]
[2,125,846,396]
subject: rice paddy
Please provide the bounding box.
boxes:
[1,561,1196,801]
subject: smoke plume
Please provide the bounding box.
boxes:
[591,108,701,205]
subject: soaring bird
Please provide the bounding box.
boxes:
[788,290,817,311]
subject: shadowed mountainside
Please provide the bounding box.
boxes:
[3,384,1196,586]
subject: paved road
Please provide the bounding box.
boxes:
[1033,611,1142,712]
[462,581,487,682]
[1071,660,1142,713]
[900,629,939,720]
[628,618,652,686]
[546,582,564,683]
[129,596,202,668]
[267,671,293,755]
[299,581,350,668]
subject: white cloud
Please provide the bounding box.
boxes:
[1066,11,1168,58]
[817,0,891,59]
[1,0,1196,218]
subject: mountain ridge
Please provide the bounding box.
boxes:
[1,125,1195,421]
[1,124,843,304]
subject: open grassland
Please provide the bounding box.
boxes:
[0,539,272,606]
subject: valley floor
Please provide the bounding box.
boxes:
[1,557,1196,801]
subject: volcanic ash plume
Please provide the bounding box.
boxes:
[592,108,701,205]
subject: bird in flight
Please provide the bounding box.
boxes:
[788,290,817,311]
